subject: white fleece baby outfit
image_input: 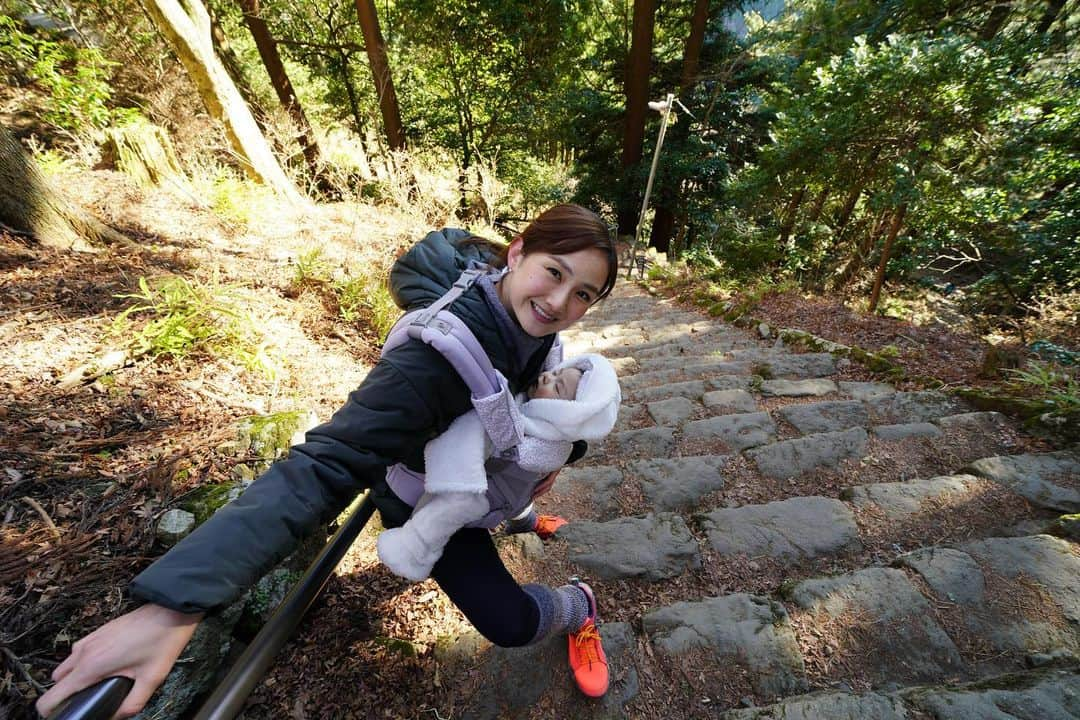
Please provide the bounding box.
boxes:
[377,353,620,581]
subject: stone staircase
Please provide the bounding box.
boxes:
[459,281,1080,719]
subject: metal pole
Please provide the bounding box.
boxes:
[192,493,377,720]
[627,92,675,279]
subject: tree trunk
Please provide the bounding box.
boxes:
[354,0,405,150]
[617,0,657,235]
[0,124,128,251]
[834,147,880,240]
[209,6,272,133]
[650,0,710,253]
[979,2,1012,40]
[868,204,908,313]
[237,0,323,181]
[833,207,888,288]
[1036,0,1066,35]
[807,188,829,223]
[140,0,302,201]
[778,186,806,249]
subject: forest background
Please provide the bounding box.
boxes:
[1,0,1075,340]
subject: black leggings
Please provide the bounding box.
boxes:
[372,482,540,647]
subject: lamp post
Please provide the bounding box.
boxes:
[627,92,675,279]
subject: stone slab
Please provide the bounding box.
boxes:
[703,389,759,414]
[760,379,839,397]
[902,667,1080,720]
[630,455,730,511]
[463,621,639,720]
[561,513,701,581]
[789,567,963,684]
[698,496,861,560]
[867,391,963,424]
[872,422,943,441]
[843,474,981,518]
[630,380,707,403]
[747,427,868,479]
[758,352,837,379]
[683,412,777,451]
[554,466,625,520]
[778,400,870,434]
[722,691,909,720]
[936,411,1010,436]
[609,426,676,458]
[839,381,897,401]
[898,535,1080,665]
[643,593,807,696]
[965,451,1080,513]
[646,396,696,426]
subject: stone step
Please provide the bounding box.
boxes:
[746,427,869,479]
[557,512,702,581]
[965,449,1080,513]
[720,666,1080,719]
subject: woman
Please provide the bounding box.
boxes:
[36,204,619,718]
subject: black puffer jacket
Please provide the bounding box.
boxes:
[130,230,555,613]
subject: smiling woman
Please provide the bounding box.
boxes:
[36,204,623,718]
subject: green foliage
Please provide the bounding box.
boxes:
[335,273,397,339]
[292,248,333,288]
[0,15,115,132]
[113,276,275,377]
[1006,361,1080,417]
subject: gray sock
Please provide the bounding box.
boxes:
[504,509,538,535]
[522,583,590,644]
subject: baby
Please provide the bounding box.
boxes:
[377,353,620,581]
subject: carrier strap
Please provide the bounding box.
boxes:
[382,268,502,399]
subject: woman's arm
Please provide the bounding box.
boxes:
[132,342,471,614]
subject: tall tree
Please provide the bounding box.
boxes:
[236,0,324,180]
[354,0,405,150]
[139,0,302,200]
[618,0,657,235]
[649,0,712,253]
[0,124,127,251]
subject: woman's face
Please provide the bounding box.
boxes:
[499,238,610,337]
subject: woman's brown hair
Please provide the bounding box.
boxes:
[499,204,618,301]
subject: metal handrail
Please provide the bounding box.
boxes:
[47,494,377,720]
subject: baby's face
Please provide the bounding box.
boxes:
[528,367,583,401]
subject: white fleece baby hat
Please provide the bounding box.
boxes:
[520,353,621,442]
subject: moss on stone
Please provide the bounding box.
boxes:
[180,482,238,525]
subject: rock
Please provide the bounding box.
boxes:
[630,455,730,510]
[630,380,707,403]
[778,400,869,434]
[702,389,759,414]
[1047,513,1080,541]
[553,466,625,520]
[872,422,942,441]
[156,509,195,546]
[646,396,696,426]
[463,622,638,719]
[839,381,896,401]
[608,426,676,458]
[747,427,868,479]
[722,691,908,720]
[760,379,838,397]
[134,603,242,720]
[898,536,1080,670]
[758,322,771,338]
[682,412,777,451]
[561,513,701,581]
[936,411,1010,436]
[902,667,1080,720]
[757,353,836,379]
[866,391,962,424]
[844,475,981,519]
[698,496,861,560]
[965,450,1080,513]
[643,593,807,696]
[789,567,963,684]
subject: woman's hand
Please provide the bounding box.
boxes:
[36,603,203,719]
[531,469,560,499]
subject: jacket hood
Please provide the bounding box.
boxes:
[389,228,499,312]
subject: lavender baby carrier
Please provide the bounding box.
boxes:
[381,266,549,528]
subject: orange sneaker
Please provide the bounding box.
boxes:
[534,514,568,539]
[567,579,608,697]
